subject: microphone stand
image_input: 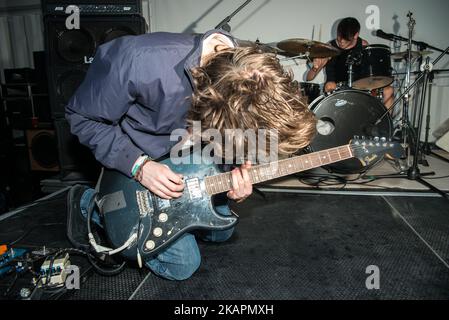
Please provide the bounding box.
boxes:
[378,31,449,56]
[421,70,434,156]
[372,15,449,202]
[215,0,253,32]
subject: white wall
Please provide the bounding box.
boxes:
[145,0,449,140]
[1,0,448,139]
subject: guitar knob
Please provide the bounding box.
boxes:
[159,213,168,223]
[381,137,387,143]
[145,240,155,250]
[153,227,163,237]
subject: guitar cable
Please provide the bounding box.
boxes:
[86,192,127,276]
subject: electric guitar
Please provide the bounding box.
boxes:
[96,138,402,260]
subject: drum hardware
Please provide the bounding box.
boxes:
[351,45,393,90]
[421,70,435,157]
[345,51,362,88]
[276,38,341,59]
[391,50,433,61]
[215,0,253,32]
[371,12,449,202]
[299,82,321,105]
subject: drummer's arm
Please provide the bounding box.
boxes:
[306,58,329,81]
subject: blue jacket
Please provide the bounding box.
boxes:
[66,30,235,177]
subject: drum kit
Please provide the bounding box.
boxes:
[259,30,434,173]
[218,1,449,200]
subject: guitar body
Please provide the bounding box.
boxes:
[96,150,238,261]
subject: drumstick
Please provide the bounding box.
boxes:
[319,24,322,42]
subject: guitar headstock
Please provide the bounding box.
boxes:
[350,137,403,167]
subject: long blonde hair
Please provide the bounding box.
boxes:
[188,46,316,156]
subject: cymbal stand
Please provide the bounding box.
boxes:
[371,13,449,201]
[421,70,434,155]
[399,12,416,168]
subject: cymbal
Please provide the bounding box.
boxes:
[235,39,281,54]
[391,50,433,60]
[276,38,341,58]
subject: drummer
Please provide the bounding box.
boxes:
[306,17,394,109]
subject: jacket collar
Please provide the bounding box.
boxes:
[184,29,237,88]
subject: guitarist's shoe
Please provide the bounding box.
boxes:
[67,184,91,250]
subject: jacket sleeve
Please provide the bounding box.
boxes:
[65,37,143,177]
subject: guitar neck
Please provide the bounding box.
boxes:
[204,144,354,196]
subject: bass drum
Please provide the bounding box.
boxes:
[309,90,393,173]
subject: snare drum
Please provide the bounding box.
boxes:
[299,82,321,104]
[353,45,393,90]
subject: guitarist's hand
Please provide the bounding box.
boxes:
[138,161,184,200]
[227,161,253,203]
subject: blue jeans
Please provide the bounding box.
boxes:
[80,189,234,280]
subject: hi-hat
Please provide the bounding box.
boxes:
[276,38,341,58]
[391,50,433,60]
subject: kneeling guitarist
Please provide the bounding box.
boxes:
[65,30,317,280]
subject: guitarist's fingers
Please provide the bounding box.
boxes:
[162,165,184,185]
[241,161,252,188]
[231,169,245,197]
[148,183,172,200]
[151,182,182,199]
[160,177,184,193]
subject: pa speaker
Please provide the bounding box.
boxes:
[54,119,101,179]
[26,129,59,172]
[44,14,146,118]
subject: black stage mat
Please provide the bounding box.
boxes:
[1,191,448,300]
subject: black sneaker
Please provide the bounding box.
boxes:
[66,184,91,250]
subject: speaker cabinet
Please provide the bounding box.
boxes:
[26,129,60,172]
[44,14,146,118]
[54,119,101,179]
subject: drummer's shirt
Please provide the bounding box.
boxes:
[325,37,365,84]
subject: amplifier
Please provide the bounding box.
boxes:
[42,1,141,15]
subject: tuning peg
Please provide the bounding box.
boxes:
[361,136,366,140]
[381,137,387,143]
[374,137,380,142]
[354,135,360,140]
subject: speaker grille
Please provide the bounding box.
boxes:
[44,15,146,118]
[30,132,59,168]
[57,28,96,63]
[56,69,86,105]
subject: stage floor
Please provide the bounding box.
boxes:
[0,179,448,300]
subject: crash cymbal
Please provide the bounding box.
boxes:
[391,50,433,60]
[276,38,341,58]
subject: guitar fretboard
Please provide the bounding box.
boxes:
[204,145,354,196]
